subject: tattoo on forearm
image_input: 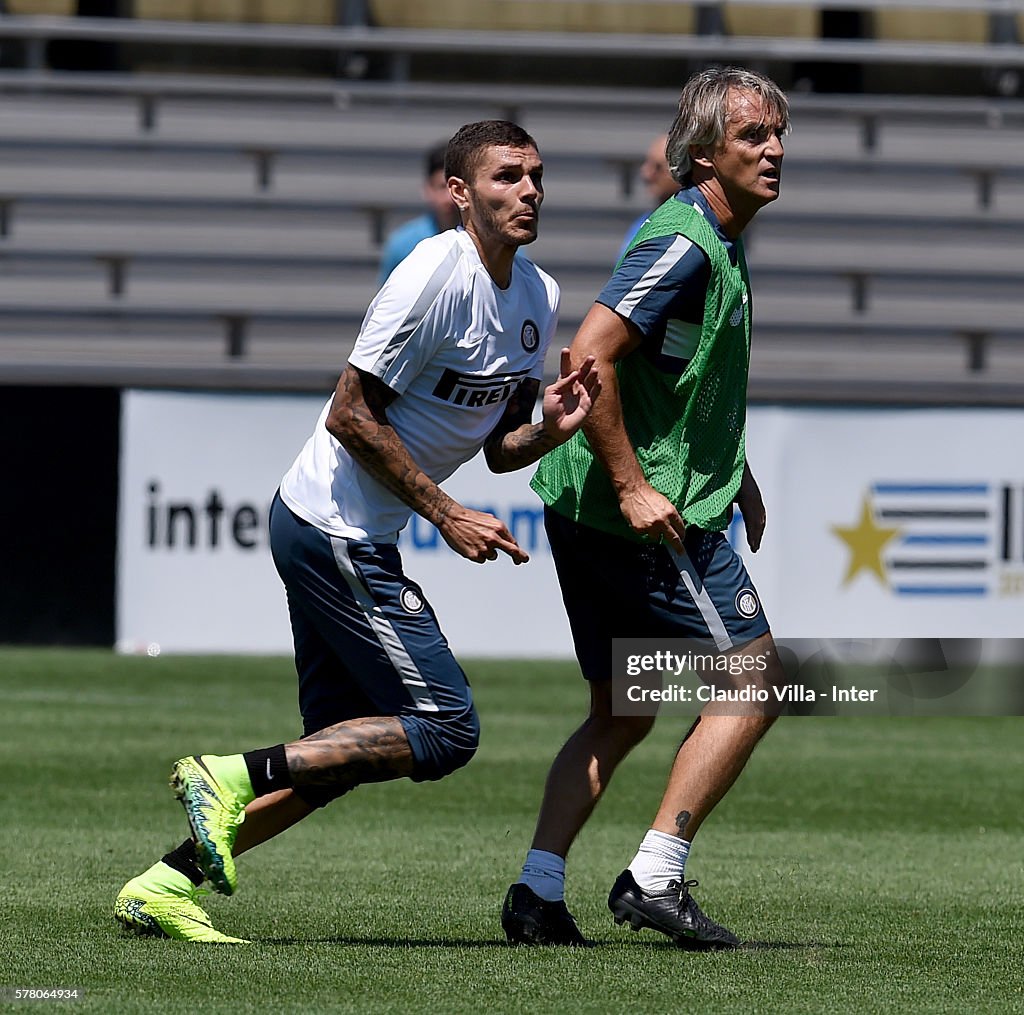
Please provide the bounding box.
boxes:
[675,810,692,838]
[285,717,415,793]
[330,368,453,525]
[484,380,558,472]
[492,422,560,472]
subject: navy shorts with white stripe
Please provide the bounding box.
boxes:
[544,506,770,681]
[269,492,478,782]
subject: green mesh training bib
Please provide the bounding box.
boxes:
[532,199,751,540]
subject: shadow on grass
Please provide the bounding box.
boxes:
[597,936,845,953]
[258,934,843,951]
[260,935,511,947]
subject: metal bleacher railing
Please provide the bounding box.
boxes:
[0,6,1022,402]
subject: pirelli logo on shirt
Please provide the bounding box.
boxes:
[432,368,530,407]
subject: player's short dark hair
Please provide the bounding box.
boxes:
[444,120,538,183]
[425,142,448,179]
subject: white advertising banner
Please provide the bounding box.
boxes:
[119,393,1021,656]
[117,389,572,656]
[740,407,1023,639]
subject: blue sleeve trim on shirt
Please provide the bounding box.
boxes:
[596,235,711,351]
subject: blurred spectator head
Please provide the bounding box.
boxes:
[640,133,679,205]
[423,141,460,230]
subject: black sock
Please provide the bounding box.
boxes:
[243,744,291,797]
[162,839,204,887]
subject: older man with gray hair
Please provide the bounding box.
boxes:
[503,66,791,950]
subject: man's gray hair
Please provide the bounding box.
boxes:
[666,66,790,185]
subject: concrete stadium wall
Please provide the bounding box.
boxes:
[369,1,820,36]
[133,0,335,24]
[6,0,335,20]
[370,0,697,34]
[6,1,1021,40]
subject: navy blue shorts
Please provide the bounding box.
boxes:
[545,506,770,681]
[268,493,476,777]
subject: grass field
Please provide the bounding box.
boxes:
[1,648,1021,1014]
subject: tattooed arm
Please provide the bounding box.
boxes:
[326,365,452,527]
[326,365,528,564]
[483,347,601,474]
[482,377,547,475]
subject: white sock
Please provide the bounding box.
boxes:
[518,848,566,902]
[628,829,690,893]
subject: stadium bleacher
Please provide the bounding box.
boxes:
[0,3,1022,400]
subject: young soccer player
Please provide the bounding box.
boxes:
[114,120,599,943]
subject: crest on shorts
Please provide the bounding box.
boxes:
[735,588,760,619]
[521,319,540,352]
[400,587,425,614]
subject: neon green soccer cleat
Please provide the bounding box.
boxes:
[169,755,254,896]
[114,861,249,944]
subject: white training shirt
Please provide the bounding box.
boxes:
[279,227,560,543]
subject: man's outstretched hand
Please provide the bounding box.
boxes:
[541,348,601,443]
[438,503,530,565]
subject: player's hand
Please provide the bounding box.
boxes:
[618,482,687,553]
[736,469,766,552]
[437,504,529,565]
[541,348,601,443]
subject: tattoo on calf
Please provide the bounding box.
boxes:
[675,810,692,838]
[286,717,415,794]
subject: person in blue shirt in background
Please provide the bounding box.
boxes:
[616,133,681,261]
[377,142,462,285]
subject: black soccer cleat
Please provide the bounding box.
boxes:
[608,869,740,950]
[501,883,592,947]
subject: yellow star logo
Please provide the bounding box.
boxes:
[831,496,902,587]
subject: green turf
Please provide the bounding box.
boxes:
[1,648,1021,1014]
